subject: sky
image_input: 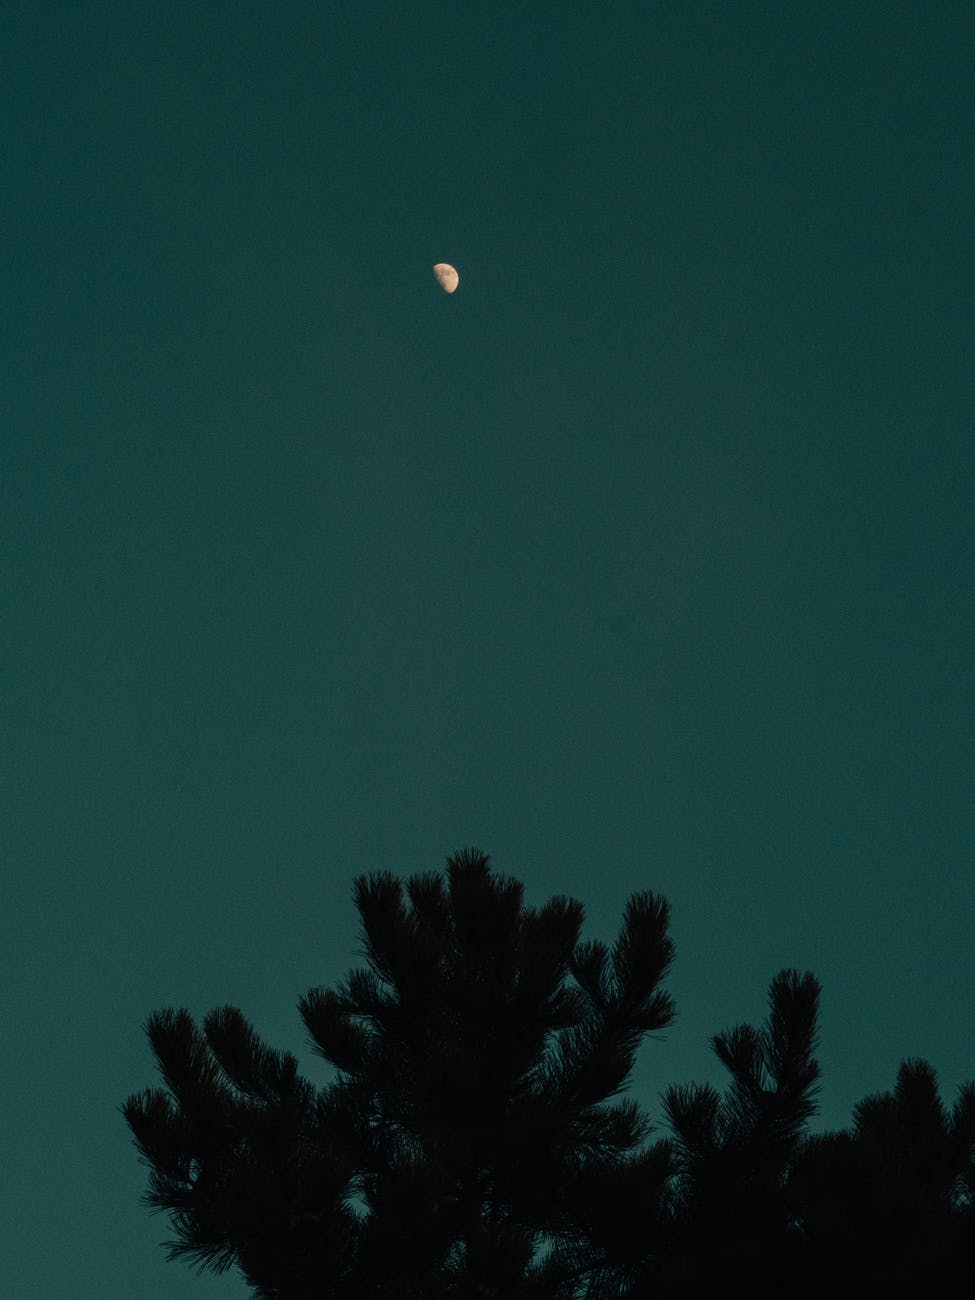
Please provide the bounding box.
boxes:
[3,2,973,1296]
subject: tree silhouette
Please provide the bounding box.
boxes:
[123,849,975,1297]
[786,1058,975,1297]
[599,968,822,1297]
[620,977,975,1298]
[122,849,677,1299]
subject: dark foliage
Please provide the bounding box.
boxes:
[123,849,677,1299]
[628,968,823,1297]
[785,1060,975,1298]
[122,850,975,1298]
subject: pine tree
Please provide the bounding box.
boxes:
[608,975,975,1298]
[787,1058,975,1296]
[614,968,823,1297]
[122,849,678,1299]
[123,848,975,1297]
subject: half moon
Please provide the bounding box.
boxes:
[433,263,459,294]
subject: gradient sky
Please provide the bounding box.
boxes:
[3,3,973,1296]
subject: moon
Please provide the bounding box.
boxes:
[433,263,459,294]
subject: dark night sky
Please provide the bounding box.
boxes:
[3,4,973,1295]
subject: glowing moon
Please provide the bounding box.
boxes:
[433,263,459,294]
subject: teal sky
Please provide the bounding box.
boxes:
[4,4,973,1295]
